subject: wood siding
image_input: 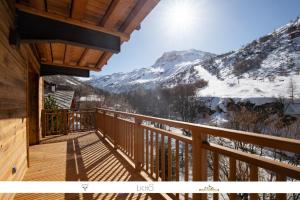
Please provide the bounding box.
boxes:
[0,1,40,199]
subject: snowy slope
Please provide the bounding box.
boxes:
[90,17,300,101]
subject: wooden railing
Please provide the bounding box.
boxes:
[41,109,95,136]
[41,108,300,199]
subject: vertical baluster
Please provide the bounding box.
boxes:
[122,120,124,149]
[66,110,69,133]
[71,111,74,132]
[124,120,126,150]
[168,137,172,181]
[130,124,134,158]
[175,140,179,200]
[161,135,165,181]
[131,123,133,157]
[129,122,132,156]
[249,165,258,200]
[127,122,130,154]
[229,157,237,200]
[156,132,160,180]
[213,152,219,200]
[80,111,82,130]
[146,130,149,172]
[125,121,127,152]
[56,111,59,134]
[126,121,128,151]
[276,174,286,200]
[127,122,129,153]
[51,113,53,134]
[150,131,154,176]
[59,111,62,134]
[44,113,47,136]
[185,143,189,200]
[74,112,77,131]
[79,111,81,131]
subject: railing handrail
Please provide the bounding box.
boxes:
[41,107,300,198]
[97,108,300,154]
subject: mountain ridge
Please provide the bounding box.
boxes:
[88,17,300,100]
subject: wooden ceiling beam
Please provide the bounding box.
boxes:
[96,52,113,70]
[120,0,159,34]
[13,10,121,53]
[100,0,135,29]
[78,48,89,66]
[40,64,90,77]
[99,0,120,27]
[64,0,88,65]
[96,0,160,70]
[28,0,52,64]
[16,3,129,41]
[29,0,46,10]
[41,61,101,72]
[70,0,88,20]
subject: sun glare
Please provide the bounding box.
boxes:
[164,0,199,35]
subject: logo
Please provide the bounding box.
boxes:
[199,185,219,193]
[81,184,89,192]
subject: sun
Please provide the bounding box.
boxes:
[163,0,199,34]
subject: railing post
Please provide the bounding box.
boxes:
[134,117,143,172]
[113,113,119,149]
[192,128,208,200]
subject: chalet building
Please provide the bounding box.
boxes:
[284,103,300,117]
[45,90,75,109]
[0,1,300,200]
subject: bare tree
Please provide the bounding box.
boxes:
[289,78,295,104]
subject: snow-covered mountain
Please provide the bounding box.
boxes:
[89,49,216,93]
[90,17,300,100]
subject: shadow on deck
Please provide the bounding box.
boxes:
[14,131,164,200]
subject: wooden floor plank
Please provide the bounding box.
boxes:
[14,131,164,200]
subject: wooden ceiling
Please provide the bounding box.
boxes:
[17,0,159,72]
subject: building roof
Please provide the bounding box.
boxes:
[284,103,300,116]
[16,0,159,72]
[46,90,75,109]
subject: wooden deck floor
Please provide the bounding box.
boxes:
[14,131,164,200]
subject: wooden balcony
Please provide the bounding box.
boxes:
[16,108,300,200]
[14,131,163,200]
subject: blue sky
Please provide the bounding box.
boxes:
[93,0,300,76]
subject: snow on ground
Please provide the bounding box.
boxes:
[79,95,104,102]
[75,77,92,82]
[196,64,300,102]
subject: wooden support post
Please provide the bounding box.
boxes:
[134,117,143,172]
[192,128,207,200]
[41,110,45,138]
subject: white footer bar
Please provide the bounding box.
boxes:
[0,182,299,193]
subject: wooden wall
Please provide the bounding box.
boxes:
[0,1,40,199]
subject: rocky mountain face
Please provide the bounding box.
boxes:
[89,17,300,101]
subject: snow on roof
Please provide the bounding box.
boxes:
[285,103,300,115]
[45,90,75,109]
